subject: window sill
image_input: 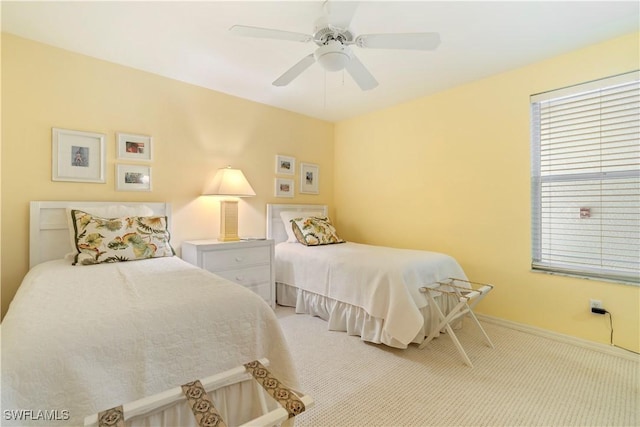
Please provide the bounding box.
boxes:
[530,269,639,287]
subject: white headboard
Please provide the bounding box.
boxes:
[29,201,172,268]
[266,204,328,245]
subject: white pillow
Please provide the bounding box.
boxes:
[68,205,155,218]
[65,205,156,258]
[280,211,323,243]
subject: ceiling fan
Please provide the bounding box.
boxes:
[229,2,440,91]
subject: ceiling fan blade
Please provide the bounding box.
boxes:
[229,25,312,43]
[345,52,378,91]
[325,1,359,31]
[355,32,441,50]
[273,54,316,87]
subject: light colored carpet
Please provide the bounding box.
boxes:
[276,306,639,427]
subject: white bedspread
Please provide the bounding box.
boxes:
[1,257,296,426]
[275,242,467,346]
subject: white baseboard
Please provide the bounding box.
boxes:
[477,314,638,361]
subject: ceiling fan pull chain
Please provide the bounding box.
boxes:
[324,71,327,109]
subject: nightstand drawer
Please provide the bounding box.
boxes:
[214,265,270,287]
[181,239,275,309]
[201,247,270,270]
[243,282,272,303]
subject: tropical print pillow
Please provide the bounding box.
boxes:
[280,211,323,242]
[70,210,175,265]
[290,216,345,246]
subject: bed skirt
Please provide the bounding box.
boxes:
[276,282,459,349]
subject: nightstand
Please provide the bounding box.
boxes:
[182,239,275,309]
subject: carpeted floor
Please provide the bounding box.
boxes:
[276,306,639,427]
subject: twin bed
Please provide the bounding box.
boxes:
[266,204,471,349]
[2,201,303,426]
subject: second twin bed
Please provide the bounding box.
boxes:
[266,204,487,350]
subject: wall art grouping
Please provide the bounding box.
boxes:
[52,127,153,191]
[274,154,319,197]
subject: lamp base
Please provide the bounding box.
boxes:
[218,200,240,242]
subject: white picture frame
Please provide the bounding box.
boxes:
[299,163,319,194]
[117,132,153,162]
[275,154,295,175]
[52,128,106,183]
[275,178,294,198]
[116,164,152,192]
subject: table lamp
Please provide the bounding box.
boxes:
[204,166,256,241]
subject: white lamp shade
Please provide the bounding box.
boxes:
[315,40,351,72]
[204,167,256,197]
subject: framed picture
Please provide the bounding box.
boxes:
[117,133,153,162]
[275,178,294,198]
[52,128,106,183]
[116,164,152,192]
[299,163,319,194]
[275,154,295,175]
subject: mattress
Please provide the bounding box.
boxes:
[274,241,467,348]
[1,256,297,426]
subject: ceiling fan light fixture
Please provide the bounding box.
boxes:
[314,40,351,72]
[230,12,441,90]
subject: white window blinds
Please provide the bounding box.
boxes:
[530,71,640,284]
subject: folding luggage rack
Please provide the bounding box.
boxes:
[419,278,494,368]
[85,359,313,427]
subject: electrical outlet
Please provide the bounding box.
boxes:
[590,299,603,311]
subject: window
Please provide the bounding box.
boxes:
[530,71,640,284]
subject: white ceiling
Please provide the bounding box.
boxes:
[2,1,638,122]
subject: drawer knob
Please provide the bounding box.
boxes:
[235,275,244,282]
[235,257,243,262]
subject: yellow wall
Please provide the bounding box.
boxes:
[1,33,334,318]
[2,31,639,352]
[334,32,640,352]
